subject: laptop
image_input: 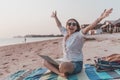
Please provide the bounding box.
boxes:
[39,55,59,69]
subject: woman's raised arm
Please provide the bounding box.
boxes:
[82,8,113,34]
[51,11,62,29]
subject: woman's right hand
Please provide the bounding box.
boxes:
[51,11,62,27]
[51,11,57,18]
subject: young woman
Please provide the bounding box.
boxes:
[43,8,113,78]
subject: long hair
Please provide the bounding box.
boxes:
[66,18,81,32]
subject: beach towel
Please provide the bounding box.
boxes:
[85,64,120,80]
[3,68,47,80]
[23,68,47,80]
[5,64,120,80]
[4,67,89,80]
[40,64,120,80]
[4,70,26,80]
[39,69,89,80]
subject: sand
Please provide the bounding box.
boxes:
[0,33,120,79]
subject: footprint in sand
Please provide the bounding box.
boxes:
[104,50,108,52]
[35,48,42,53]
[39,49,42,51]
[97,39,103,42]
[2,66,9,69]
[5,54,12,56]
[23,65,27,68]
[32,59,37,61]
[19,52,23,55]
[94,56,98,58]
[12,58,18,61]
[0,73,3,76]
[25,55,29,58]
[29,48,33,52]
[53,42,58,44]
[2,62,9,65]
[5,69,10,73]
[42,43,46,46]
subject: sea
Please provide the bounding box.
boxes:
[0,37,61,47]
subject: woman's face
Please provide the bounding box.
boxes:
[66,20,77,34]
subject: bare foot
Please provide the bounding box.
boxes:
[59,73,67,78]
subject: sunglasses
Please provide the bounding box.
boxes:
[67,22,77,26]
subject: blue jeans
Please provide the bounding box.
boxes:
[69,61,83,75]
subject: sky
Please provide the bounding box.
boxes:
[0,0,120,38]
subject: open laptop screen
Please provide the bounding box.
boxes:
[39,55,59,69]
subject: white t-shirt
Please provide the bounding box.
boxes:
[58,27,85,62]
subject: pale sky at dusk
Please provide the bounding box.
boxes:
[0,0,120,38]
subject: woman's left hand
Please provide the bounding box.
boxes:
[100,8,113,19]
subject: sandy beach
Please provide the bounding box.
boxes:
[0,33,120,79]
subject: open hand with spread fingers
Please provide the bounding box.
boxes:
[100,8,113,19]
[51,11,57,18]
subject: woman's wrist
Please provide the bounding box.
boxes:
[54,16,58,20]
[96,17,103,23]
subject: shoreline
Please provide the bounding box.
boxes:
[0,33,120,79]
[0,37,61,47]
